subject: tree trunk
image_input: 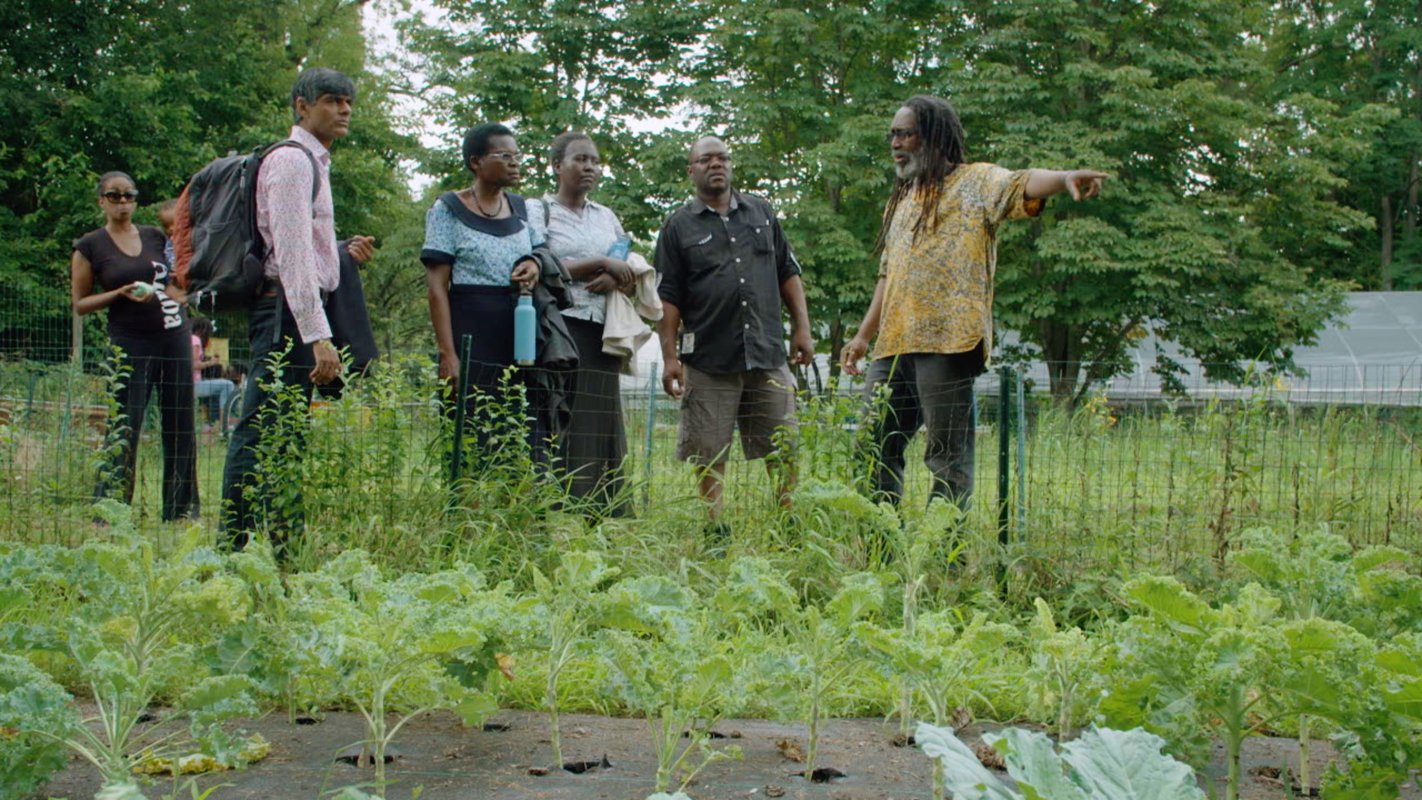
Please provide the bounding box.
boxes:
[827,317,843,384]
[1039,319,1080,407]
[1381,194,1394,291]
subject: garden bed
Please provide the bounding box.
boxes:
[35,709,1411,800]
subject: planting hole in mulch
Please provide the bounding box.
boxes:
[482,722,511,732]
[796,767,846,782]
[682,729,729,739]
[295,716,320,726]
[334,745,401,766]
[562,755,612,774]
[136,712,159,724]
[890,732,917,747]
[1250,766,1319,797]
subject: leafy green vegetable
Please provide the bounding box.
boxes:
[917,722,1205,800]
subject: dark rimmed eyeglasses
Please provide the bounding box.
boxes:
[885,128,919,143]
[102,191,139,203]
[482,151,525,165]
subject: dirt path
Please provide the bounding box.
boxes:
[33,709,1420,799]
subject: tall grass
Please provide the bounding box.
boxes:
[2,357,1418,591]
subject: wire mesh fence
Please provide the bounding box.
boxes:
[3,311,1419,576]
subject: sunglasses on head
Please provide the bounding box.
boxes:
[102,191,139,203]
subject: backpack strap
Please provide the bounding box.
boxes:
[259,139,321,203]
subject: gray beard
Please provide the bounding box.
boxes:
[894,153,922,181]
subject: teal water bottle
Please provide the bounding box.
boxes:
[607,237,631,260]
[514,289,536,366]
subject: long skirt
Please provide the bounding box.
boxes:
[559,316,628,515]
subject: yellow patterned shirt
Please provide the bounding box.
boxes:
[874,163,1042,363]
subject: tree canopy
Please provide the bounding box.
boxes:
[3,0,1417,398]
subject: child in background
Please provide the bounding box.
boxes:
[191,317,235,434]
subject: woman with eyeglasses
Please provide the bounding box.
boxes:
[422,123,550,472]
[71,171,198,520]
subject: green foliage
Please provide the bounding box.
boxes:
[0,652,77,797]
[285,550,508,797]
[0,0,415,360]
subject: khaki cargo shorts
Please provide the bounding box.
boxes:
[676,363,798,465]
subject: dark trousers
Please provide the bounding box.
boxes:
[860,351,982,507]
[220,294,316,551]
[98,331,199,520]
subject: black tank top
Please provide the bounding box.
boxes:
[73,225,187,338]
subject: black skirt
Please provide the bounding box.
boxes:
[447,284,551,467]
[560,316,628,509]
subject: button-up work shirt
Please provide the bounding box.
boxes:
[654,191,801,375]
[256,125,340,344]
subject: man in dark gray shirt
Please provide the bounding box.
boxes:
[655,135,814,526]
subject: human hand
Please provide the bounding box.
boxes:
[789,329,815,366]
[310,340,342,385]
[438,351,461,385]
[511,258,538,291]
[347,235,376,264]
[1064,170,1108,201]
[662,358,685,399]
[601,258,635,289]
[585,272,619,294]
[163,283,187,304]
[840,335,870,376]
[121,282,157,303]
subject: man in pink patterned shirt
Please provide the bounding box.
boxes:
[221,67,374,553]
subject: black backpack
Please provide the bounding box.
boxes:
[172,140,319,312]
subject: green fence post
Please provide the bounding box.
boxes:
[1015,368,1027,535]
[642,364,659,510]
[998,366,1012,550]
[450,334,473,487]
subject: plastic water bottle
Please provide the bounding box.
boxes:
[606,237,631,260]
[514,290,536,366]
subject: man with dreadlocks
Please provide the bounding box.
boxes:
[840,95,1106,507]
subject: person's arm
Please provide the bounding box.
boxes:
[70,249,150,316]
[840,276,887,376]
[260,148,336,342]
[779,274,814,366]
[260,149,340,383]
[658,300,685,399]
[768,212,813,365]
[1024,169,1108,201]
[653,214,686,396]
[425,263,459,384]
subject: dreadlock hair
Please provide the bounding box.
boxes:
[873,95,967,254]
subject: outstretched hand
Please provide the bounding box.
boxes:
[1064,170,1108,201]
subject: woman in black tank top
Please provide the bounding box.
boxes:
[70,172,198,521]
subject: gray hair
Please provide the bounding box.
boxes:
[290,68,356,123]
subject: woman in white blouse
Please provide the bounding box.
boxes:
[538,132,635,516]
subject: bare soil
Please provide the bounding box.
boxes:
[33,709,1422,799]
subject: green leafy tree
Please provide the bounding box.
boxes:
[941,0,1363,400]
[1265,0,1422,290]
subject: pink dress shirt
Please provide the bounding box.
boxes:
[255,125,339,343]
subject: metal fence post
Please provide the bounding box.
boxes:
[1015,368,1027,535]
[997,366,1012,550]
[450,334,473,486]
[642,364,659,510]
